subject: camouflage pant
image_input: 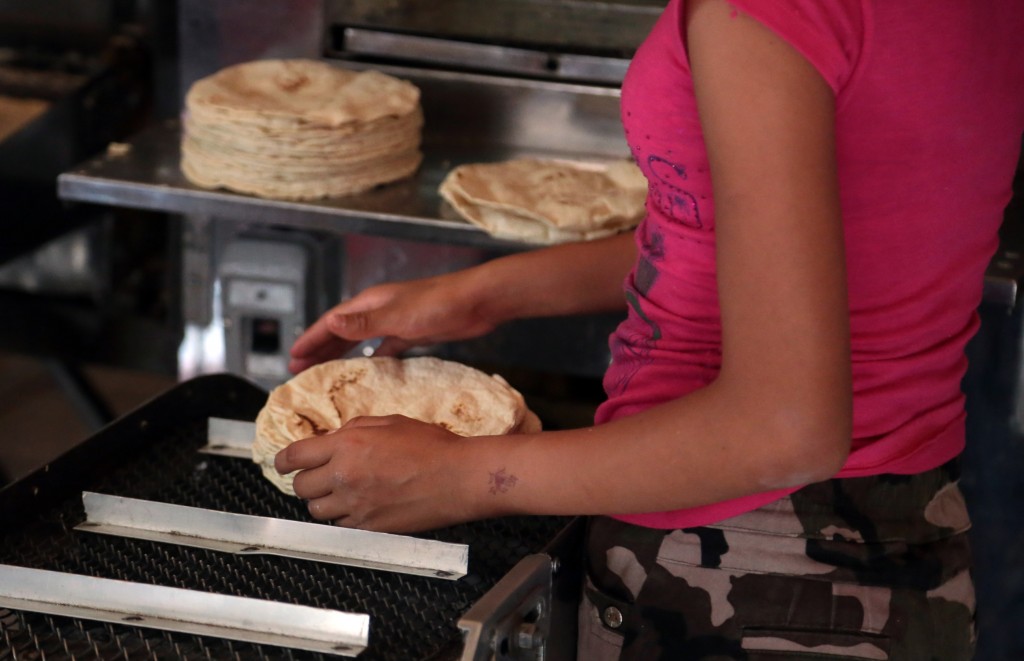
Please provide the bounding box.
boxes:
[578,459,975,660]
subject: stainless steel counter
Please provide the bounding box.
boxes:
[58,120,547,252]
[55,59,633,384]
[57,50,631,249]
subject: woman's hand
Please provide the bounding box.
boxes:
[288,272,496,373]
[288,233,637,374]
[274,415,486,532]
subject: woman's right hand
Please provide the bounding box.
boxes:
[289,232,637,373]
[288,270,496,373]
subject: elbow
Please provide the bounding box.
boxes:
[754,405,851,490]
[802,428,850,484]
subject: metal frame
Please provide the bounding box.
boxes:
[0,564,370,657]
[77,491,470,579]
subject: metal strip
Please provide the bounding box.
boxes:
[0,564,369,657]
[201,416,256,457]
[342,28,553,77]
[458,554,552,661]
[557,53,632,84]
[76,492,469,579]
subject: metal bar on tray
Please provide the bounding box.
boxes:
[0,564,369,657]
[201,416,256,457]
[458,554,553,661]
[76,492,469,579]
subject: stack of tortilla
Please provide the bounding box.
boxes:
[253,356,542,495]
[439,158,648,244]
[181,59,423,200]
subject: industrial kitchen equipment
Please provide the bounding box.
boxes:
[23,1,1024,658]
[8,1,664,658]
[0,374,584,660]
[57,0,665,390]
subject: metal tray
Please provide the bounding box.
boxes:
[0,374,579,660]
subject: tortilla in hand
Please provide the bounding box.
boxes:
[253,356,541,495]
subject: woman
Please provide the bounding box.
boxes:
[276,0,1024,657]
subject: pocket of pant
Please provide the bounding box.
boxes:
[577,575,626,660]
[740,627,890,660]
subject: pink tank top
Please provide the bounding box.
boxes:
[596,0,1024,528]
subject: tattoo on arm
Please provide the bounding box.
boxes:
[488,468,518,495]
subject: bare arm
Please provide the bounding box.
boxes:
[471,230,637,321]
[277,0,852,532]
[472,0,851,514]
[289,231,635,371]
[474,0,851,517]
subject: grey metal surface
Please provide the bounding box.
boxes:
[324,0,661,57]
[76,492,470,579]
[341,28,553,77]
[985,165,1024,308]
[57,120,614,251]
[59,40,631,383]
[59,121,472,245]
[0,224,102,296]
[984,247,1022,307]
[0,373,578,660]
[219,238,311,387]
[203,416,256,458]
[458,554,552,661]
[59,53,629,250]
[454,515,584,661]
[0,563,370,657]
[339,27,633,85]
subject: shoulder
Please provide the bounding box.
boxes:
[721,0,868,94]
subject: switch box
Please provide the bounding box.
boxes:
[218,238,310,389]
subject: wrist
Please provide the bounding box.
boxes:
[450,433,525,521]
[454,259,520,327]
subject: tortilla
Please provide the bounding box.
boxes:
[253,356,541,495]
[181,59,423,200]
[185,59,420,127]
[439,158,647,244]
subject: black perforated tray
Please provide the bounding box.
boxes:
[0,374,574,660]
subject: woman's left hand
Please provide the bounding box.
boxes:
[274,415,479,533]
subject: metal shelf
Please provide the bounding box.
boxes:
[56,120,1024,307]
[57,119,544,251]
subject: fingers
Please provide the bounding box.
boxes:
[288,314,383,373]
[288,314,353,371]
[282,416,464,533]
[278,416,406,477]
[289,290,405,372]
[306,495,348,521]
[274,435,335,475]
[288,277,477,372]
[324,309,417,349]
[292,467,334,501]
